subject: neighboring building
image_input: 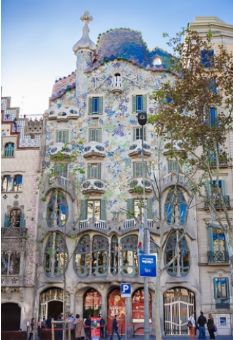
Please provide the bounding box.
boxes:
[1,14,233,337]
[1,96,43,332]
[189,16,233,336]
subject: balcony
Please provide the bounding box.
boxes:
[48,143,75,160]
[1,227,27,238]
[1,275,23,286]
[204,195,231,210]
[215,299,230,309]
[208,250,229,264]
[81,179,105,194]
[129,178,153,193]
[161,173,188,191]
[48,107,80,121]
[79,219,107,231]
[83,142,106,158]
[128,140,151,157]
[123,218,154,230]
[44,176,76,201]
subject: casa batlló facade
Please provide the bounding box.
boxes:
[1,14,233,337]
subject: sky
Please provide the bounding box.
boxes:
[2,0,233,115]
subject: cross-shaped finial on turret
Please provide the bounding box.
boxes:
[80,11,93,25]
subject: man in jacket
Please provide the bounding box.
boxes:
[110,315,120,340]
[197,311,207,339]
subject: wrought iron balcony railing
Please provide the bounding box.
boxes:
[208,250,229,264]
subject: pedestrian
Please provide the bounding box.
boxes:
[99,314,105,339]
[197,311,207,339]
[110,315,121,340]
[75,314,85,340]
[207,313,217,340]
[67,313,76,340]
[28,318,34,340]
[84,315,92,340]
[187,314,196,340]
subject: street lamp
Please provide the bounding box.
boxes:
[137,111,150,340]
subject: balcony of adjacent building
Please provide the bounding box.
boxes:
[204,195,231,210]
[128,140,151,157]
[2,211,27,239]
[83,142,106,158]
[207,250,229,265]
[81,179,106,194]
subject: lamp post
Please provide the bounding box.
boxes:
[137,111,150,340]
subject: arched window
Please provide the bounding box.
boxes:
[83,289,102,318]
[1,303,21,331]
[2,175,13,192]
[111,235,118,275]
[92,235,108,275]
[165,231,190,276]
[13,175,23,192]
[39,288,64,321]
[1,251,20,275]
[10,209,22,228]
[44,232,68,277]
[47,190,68,228]
[4,143,15,157]
[121,235,138,275]
[164,188,187,225]
[132,288,152,323]
[74,235,91,277]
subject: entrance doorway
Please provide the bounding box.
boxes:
[83,288,102,318]
[47,301,63,320]
[164,287,195,335]
[107,288,125,335]
[1,303,21,331]
[39,287,64,321]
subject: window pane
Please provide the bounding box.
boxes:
[136,95,143,112]
[89,128,102,142]
[214,278,228,299]
[87,200,101,220]
[56,130,69,143]
[92,97,99,114]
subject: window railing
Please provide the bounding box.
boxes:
[204,195,230,209]
[208,250,229,264]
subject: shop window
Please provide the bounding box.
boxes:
[4,142,15,157]
[92,236,108,275]
[44,232,68,277]
[47,190,68,228]
[74,235,91,277]
[83,289,102,319]
[110,235,118,275]
[165,231,190,276]
[88,97,103,115]
[164,187,187,225]
[132,288,152,322]
[1,251,20,275]
[121,235,138,276]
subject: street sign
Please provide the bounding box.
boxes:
[139,254,156,277]
[120,283,131,297]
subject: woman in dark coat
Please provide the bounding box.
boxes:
[207,314,216,340]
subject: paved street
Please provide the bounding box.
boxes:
[122,336,233,340]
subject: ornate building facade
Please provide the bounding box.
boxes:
[1,15,233,336]
[1,97,43,332]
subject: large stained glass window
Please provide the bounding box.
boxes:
[121,235,138,275]
[92,236,108,275]
[47,190,68,228]
[164,188,187,225]
[74,235,91,277]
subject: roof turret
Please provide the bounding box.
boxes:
[73,11,96,54]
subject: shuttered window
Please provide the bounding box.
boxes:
[89,128,102,142]
[87,163,101,179]
[168,160,180,173]
[133,162,147,178]
[88,97,103,115]
[56,130,69,143]
[133,127,146,141]
[132,95,147,113]
[54,163,68,177]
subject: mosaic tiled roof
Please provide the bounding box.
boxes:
[95,28,172,70]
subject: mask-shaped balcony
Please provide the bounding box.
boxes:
[83,142,106,158]
[81,179,106,194]
[128,140,151,157]
[129,178,153,193]
[48,107,80,120]
[48,143,75,160]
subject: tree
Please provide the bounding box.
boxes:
[148,28,233,339]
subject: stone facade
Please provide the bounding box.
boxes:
[1,15,233,337]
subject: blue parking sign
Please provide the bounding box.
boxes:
[139,254,156,277]
[120,283,131,297]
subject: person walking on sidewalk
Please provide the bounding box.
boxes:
[207,314,217,340]
[197,311,207,339]
[110,315,121,340]
[187,314,196,340]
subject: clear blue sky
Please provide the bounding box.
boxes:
[2,0,233,115]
